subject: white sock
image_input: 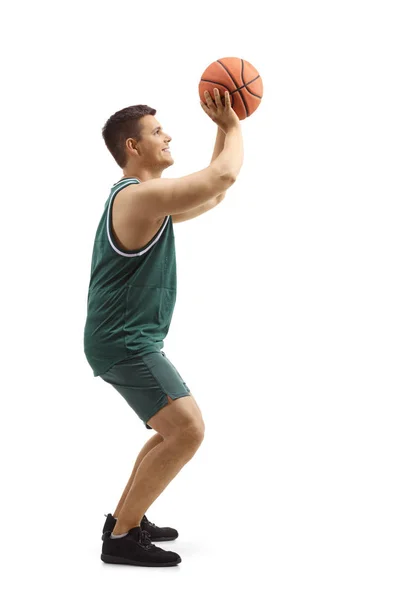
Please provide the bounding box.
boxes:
[110,531,128,539]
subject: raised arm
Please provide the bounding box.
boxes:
[124,89,243,222]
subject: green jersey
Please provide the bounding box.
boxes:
[84,178,177,376]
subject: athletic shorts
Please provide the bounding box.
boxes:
[99,350,191,430]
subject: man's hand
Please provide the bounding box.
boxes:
[200,88,240,133]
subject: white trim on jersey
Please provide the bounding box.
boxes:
[112,177,142,187]
[106,179,170,257]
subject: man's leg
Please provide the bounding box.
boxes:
[113,432,164,519]
[112,394,205,535]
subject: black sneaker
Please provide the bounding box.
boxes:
[101,527,181,567]
[101,513,178,541]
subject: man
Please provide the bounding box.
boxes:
[83,89,244,567]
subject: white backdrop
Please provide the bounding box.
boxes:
[1,0,399,598]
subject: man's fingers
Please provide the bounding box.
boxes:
[214,88,223,109]
[203,89,231,113]
[201,101,215,121]
[204,90,216,110]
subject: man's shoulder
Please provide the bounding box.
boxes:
[111,185,165,252]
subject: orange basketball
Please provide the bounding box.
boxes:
[199,57,263,120]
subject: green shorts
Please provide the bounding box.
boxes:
[100,350,191,430]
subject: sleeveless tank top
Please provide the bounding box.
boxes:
[83,177,177,377]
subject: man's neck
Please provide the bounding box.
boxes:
[122,168,163,182]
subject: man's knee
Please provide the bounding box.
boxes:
[177,421,205,449]
[147,394,205,443]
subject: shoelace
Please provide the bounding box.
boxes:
[138,529,155,550]
[142,515,156,528]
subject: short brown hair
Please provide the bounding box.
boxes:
[102,105,156,168]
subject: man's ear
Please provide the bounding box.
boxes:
[126,138,139,157]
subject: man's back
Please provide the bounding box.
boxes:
[83,178,177,377]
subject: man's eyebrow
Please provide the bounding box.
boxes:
[151,126,161,133]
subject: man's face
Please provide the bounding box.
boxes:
[135,115,173,167]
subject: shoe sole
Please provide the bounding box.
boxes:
[101,553,181,567]
[101,533,178,542]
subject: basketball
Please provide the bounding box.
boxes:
[199,57,263,120]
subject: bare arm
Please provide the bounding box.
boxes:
[126,161,236,221]
[211,123,243,181]
[211,128,227,202]
[125,89,243,221]
[126,124,243,221]
[172,128,227,224]
[211,127,226,163]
